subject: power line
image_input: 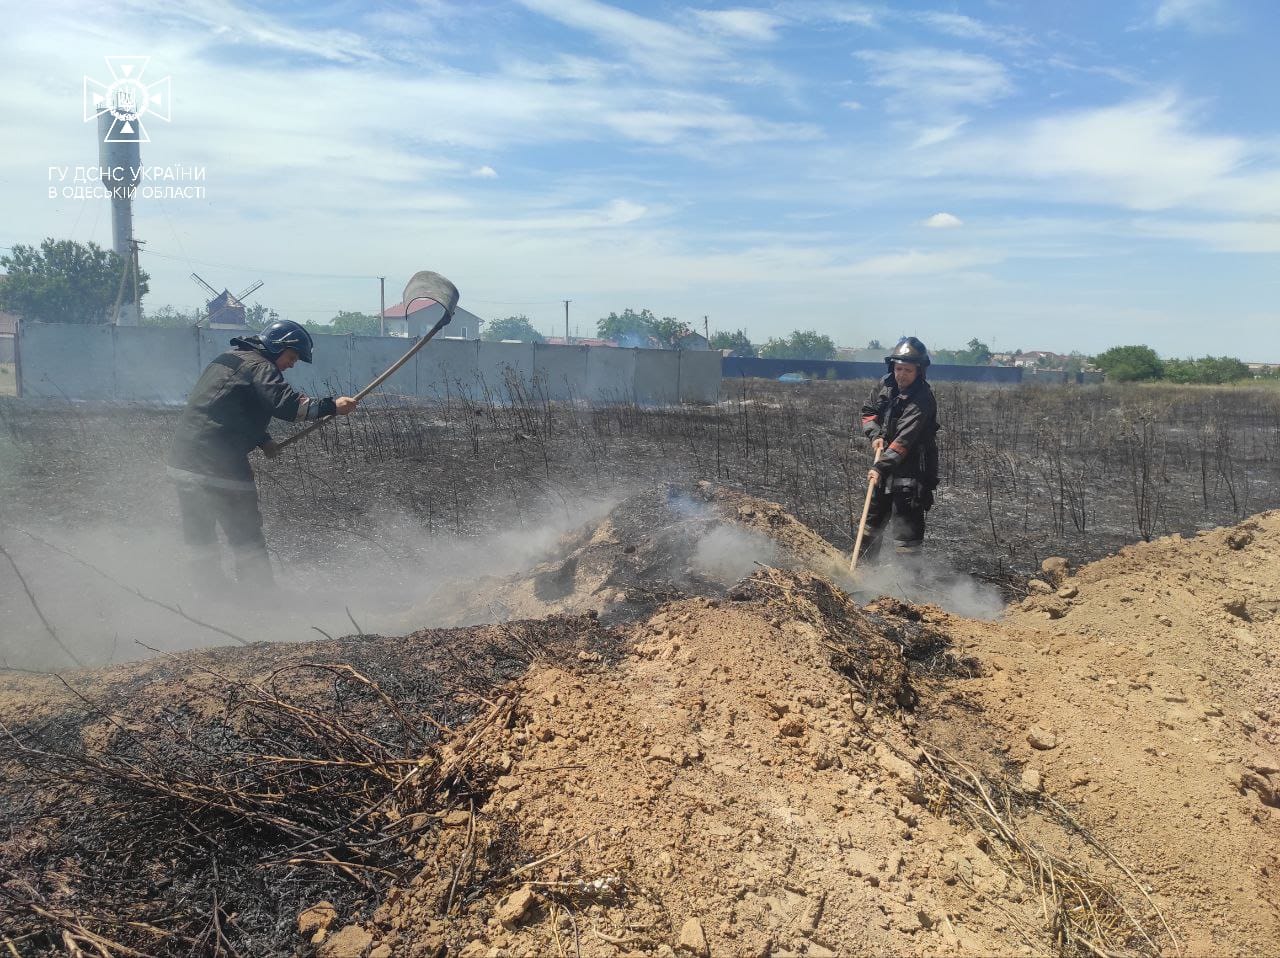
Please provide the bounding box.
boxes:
[464,297,564,306]
[143,248,379,280]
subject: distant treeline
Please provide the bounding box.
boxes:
[1092,345,1258,384]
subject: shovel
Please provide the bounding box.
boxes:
[849,446,882,575]
[266,271,460,457]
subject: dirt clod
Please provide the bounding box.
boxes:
[677,916,709,956]
[299,901,340,936]
[1027,726,1058,750]
[495,887,538,928]
[318,925,372,958]
[1040,556,1070,582]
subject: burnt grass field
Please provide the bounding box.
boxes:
[1,375,1279,953]
[2,375,1280,599]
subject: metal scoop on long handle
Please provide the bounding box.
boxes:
[266,271,459,457]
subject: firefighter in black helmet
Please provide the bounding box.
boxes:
[167,321,358,592]
[857,336,941,562]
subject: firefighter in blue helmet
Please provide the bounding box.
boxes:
[857,336,941,562]
[167,320,357,590]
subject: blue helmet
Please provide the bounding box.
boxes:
[259,320,314,364]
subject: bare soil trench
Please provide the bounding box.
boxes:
[2,479,1278,957]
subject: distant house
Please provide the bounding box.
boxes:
[1011,350,1068,368]
[674,331,710,350]
[0,272,15,363]
[382,302,486,339]
[0,310,17,363]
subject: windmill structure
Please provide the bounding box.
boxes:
[191,273,264,328]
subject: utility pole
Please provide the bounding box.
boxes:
[563,299,571,344]
[379,277,386,337]
[131,238,144,318]
[704,314,709,343]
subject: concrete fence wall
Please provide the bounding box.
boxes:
[15,324,721,405]
[721,356,1025,384]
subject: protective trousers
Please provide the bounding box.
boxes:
[857,481,926,562]
[175,482,274,587]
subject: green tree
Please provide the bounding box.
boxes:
[244,304,280,328]
[307,311,380,336]
[957,338,992,365]
[650,316,688,349]
[710,329,757,357]
[1093,344,1164,382]
[483,315,545,343]
[597,307,657,343]
[142,305,203,327]
[759,329,837,360]
[1064,351,1087,374]
[595,308,688,348]
[0,238,149,324]
[1163,358,1197,384]
[1164,355,1250,385]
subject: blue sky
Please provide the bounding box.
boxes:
[4,0,1279,358]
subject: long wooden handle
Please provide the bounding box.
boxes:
[267,313,451,457]
[850,447,883,574]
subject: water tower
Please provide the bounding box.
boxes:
[97,92,142,257]
[95,90,144,324]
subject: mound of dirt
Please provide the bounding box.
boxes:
[921,513,1280,956]
[400,482,851,629]
[2,494,1277,957]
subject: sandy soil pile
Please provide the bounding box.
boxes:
[921,516,1280,956]
[2,490,1277,957]
[402,482,851,629]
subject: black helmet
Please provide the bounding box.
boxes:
[885,336,931,369]
[260,320,315,364]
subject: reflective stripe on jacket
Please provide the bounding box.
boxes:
[860,373,938,481]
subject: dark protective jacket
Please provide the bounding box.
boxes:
[860,373,939,486]
[167,340,334,485]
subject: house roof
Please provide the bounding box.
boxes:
[382,302,484,325]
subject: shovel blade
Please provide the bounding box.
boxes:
[401,271,460,317]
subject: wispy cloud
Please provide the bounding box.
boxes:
[785,1,880,29]
[846,248,998,277]
[856,47,1013,111]
[923,212,963,228]
[1152,0,1233,33]
[855,46,1012,146]
[940,93,1271,215]
[108,0,384,63]
[914,11,1031,50]
[692,8,784,42]
[1133,217,1280,253]
[515,0,722,75]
